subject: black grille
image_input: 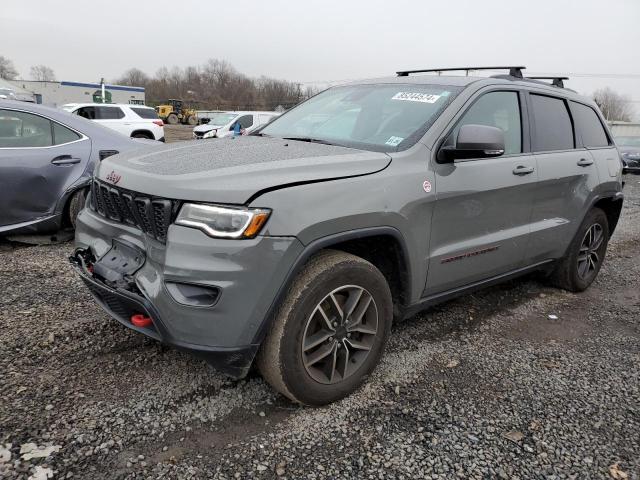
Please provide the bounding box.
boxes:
[90,180,175,243]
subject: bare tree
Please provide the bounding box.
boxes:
[115,68,149,87]
[593,87,632,122]
[30,64,56,82]
[116,58,311,110]
[0,55,18,80]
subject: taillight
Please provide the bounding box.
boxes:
[153,120,164,127]
[99,150,118,161]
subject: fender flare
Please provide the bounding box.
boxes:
[587,191,624,234]
[250,226,412,345]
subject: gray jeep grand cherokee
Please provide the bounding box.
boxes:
[71,66,623,405]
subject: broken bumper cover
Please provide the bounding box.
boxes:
[69,252,258,378]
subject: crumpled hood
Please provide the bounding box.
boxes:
[97,136,391,204]
[193,123,224,133]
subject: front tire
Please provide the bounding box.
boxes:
[67,189,87,229]
[257,250,392,406]
[550,208,609,292]
[166,113,179,125]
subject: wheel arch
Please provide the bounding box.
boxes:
[590,192,624,235]
[130,129,154,139]
[251,227,412,345]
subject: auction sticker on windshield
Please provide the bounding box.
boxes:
[392,92,441,103]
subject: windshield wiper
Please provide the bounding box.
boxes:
[282,136,336,146]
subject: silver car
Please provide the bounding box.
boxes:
[0,100,150,235]
[70,67,624,405]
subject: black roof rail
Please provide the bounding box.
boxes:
[396,66,525,78]
[527,76,569,88]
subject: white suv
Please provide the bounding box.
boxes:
[62,103,165,142]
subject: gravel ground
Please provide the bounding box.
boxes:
[1,175,639,480]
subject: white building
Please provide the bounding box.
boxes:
[608,121,640,138]
[8,80,145,107]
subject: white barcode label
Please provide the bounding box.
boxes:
[392,92,441,103]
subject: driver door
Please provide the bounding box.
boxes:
[425,90,538,295]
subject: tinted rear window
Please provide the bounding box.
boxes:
[531,94,574,152]
[570,102,609,148]
[131,107,159,119]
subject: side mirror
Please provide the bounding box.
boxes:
[438,124,506,163]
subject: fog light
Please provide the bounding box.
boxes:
[165,282,220,307]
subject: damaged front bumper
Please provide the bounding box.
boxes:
[69,250,259,378]
[70,206,304,378]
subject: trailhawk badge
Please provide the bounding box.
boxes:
[105,170,122,185]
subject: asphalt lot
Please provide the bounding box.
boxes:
[0,137,638,478]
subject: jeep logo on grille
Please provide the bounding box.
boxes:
[105,170,122,185]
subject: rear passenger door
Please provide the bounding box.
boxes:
[526,93,601,263]
[0,109,90,228]
[570,101,620,190]
[426,89,537,295]
[94,106,129,136]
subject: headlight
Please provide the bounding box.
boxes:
[175,203,270,239]
[203,129,217,139]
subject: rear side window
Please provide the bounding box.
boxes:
[570,102,609,148]
[131,107,159,119]
[0,109,53,148]
[530,94,574,151]
[96,107,125,120]
[451,91,522,155]
[53,122,81,145]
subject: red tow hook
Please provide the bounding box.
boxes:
[131,314,153,328]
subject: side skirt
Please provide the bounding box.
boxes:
[402,259,556,320]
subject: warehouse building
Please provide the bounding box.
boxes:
[7,79,145,107]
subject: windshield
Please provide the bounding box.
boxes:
[260,84,461,151]
[615,136,640,147]
[206,113,238,125]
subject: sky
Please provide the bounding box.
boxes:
[2,0,639,117]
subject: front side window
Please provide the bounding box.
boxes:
[97,107,125,120]
[260,84,462,152]
[75,106,97,120]
[236,115,254,129]
[531,94,574,152]
[570,102,609,148]
[0,109,53,148]
[450,91,522,155]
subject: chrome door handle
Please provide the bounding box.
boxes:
[512,165,534,175]
[577,158,594,167]
[51,155,81,165]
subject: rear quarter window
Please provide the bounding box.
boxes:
[131,107,159,119]
[570,102,610,148]
[530,94,574,152]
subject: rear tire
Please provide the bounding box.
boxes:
[67,189,87,229]
[257,250,392,406]
[550,208,609,292]
[166,113,179,125]
[187,115,197,126]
